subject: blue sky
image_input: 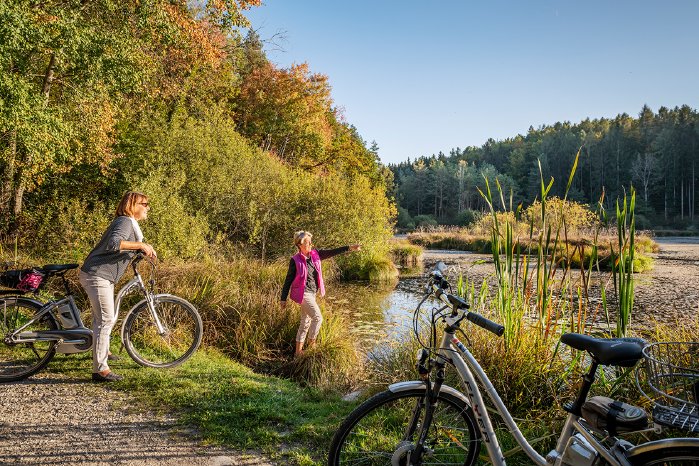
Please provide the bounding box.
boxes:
[245,1,699,165]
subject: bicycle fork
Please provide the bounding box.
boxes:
[143,292,167,335]
[128,274,167,336]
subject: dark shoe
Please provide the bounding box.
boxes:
[107,353,122,361]
[92,372,124,383]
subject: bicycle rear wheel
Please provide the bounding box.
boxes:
[328,388,481,466]
[0,296,57,382]
[122,295,202,368]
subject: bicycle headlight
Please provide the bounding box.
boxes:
[416,349,430,378]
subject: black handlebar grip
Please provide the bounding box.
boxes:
[466,312,505,337]
[447,294,470,310]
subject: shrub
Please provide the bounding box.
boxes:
[455,209,481,227]
[524,197,597,233]
[396,206,415,230]
[412,214,437,229]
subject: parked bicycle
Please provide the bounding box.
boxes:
[0,254,203,382]
[328,262,699,465]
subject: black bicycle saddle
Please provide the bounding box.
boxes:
[41,264,79,272]
[561,333,646,367]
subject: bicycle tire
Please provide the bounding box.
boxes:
[0,296,58,382]
[328,387,481,466]
[122,295,202,368]
[627,443,699,465]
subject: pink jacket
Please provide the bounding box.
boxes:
[289,250,325,304]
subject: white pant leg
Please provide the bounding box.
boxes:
[79,271,116,373]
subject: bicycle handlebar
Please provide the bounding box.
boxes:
[466,312,505,336]
[428,270,505,337]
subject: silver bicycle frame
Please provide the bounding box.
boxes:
[437,312,628,466]
[114,273,166,334]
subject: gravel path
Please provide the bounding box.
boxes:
[0,373,275,466]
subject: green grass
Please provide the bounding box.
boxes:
[48,347,358,465]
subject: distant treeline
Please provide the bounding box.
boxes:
[391,105,699,230]
[0,1,394,269]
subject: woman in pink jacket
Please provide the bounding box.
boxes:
[280,231,360,356]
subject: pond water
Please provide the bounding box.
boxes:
[328,239,699,348]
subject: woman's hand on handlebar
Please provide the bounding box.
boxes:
[140,243,157,260]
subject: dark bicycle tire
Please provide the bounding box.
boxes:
[627,442,699,465]
[122,295,202,368]
[328,387,481,466]
[0,296,58,382]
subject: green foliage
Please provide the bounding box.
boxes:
[524,197,598,233]
[396,206,415,230]
[612,190,636,337]
[412,214,437,228]
[454,209,480,227]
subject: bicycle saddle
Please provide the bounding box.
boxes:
[561,333,646,367]
[42,264,79,272]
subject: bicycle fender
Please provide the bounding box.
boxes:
[0,295,43,308]
[119,293,180,341]
[388,381,472,407]
[627,438,699,457]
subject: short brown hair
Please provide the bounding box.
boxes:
[115,191,148,218]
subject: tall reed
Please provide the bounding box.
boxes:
[478,178,524,347]
[612,189,636,337]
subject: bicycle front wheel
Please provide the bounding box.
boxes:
[122,295,202,368]
[328,387,481,466]
[0,296,57,382]
[627,441,699,465]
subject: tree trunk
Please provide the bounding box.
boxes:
[42,53,57,102]
[664,175,667,221]
[693,158,696,222]
[1,130,17,217]
[681,177,684,220]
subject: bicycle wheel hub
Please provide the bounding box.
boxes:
[391,441,415,466]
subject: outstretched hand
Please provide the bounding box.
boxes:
[349,244,361,252]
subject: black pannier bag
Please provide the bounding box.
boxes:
[0,269,45,292]
[582,396,648,435]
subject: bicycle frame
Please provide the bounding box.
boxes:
[114,267,166,335]
[431,311,696,466]
[4,295,92,353]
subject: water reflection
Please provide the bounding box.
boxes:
[325,281,423,346]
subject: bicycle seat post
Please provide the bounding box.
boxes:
[60,273,72,296]
[564,360,599,416]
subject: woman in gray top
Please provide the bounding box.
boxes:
[79,191,157,382]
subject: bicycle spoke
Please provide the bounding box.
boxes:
[123,296,202,368]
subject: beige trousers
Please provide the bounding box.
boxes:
[79,271,116,373]
[296,291,323,343]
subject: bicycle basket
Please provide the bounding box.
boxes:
[0,268,45,292]
[638,342,699,433]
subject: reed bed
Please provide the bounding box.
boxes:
[389,239,424,266]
